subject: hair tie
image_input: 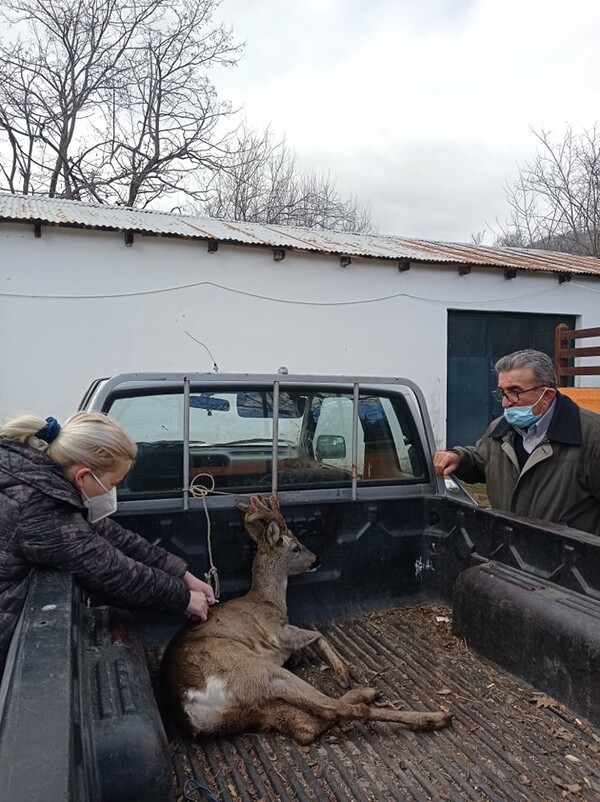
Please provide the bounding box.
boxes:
[35,417,61,444]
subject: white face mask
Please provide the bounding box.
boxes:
[82,473,118,523]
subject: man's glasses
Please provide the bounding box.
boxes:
[492,385,546,404]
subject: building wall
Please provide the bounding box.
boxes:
[2,221,600,446]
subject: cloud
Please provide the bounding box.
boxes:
[215,0,600,239]
[300,138,516,240]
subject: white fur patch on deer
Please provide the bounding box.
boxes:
[182,677,228,732]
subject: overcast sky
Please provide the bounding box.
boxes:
[213,0,600,243]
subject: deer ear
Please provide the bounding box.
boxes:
[237,501,264,542]
[264,520,282,546]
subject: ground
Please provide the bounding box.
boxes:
[462,483,490,507]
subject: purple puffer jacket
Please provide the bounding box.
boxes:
[0,439,190,673]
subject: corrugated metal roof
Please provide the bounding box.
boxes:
[1,192,600,276]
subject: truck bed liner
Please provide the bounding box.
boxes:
[164,603,600,802]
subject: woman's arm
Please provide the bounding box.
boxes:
[17,493,190,613]
[92,515,188,577]
[94,518,216,603]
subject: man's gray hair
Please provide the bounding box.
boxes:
[494,349,557,389]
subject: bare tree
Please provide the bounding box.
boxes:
[498,126,600,255]
[204,126,375,233]
[0,0,241,205]
[469,230,486,246]
[0,0,375,225]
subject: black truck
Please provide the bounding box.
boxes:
[2,372,600,802]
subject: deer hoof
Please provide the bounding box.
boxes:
[341,687,378,705]
[425,711,453,730]
[334,664,350,688]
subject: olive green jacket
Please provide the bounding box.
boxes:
[453,392,600,536]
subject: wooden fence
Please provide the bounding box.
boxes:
[554,323,600,413]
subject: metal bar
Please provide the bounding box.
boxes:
[271,382,280,497]
[351,383,359,501]
[182,376,190,510]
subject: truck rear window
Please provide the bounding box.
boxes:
[107,387,427,498]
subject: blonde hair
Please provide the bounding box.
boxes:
[0,412,137,471]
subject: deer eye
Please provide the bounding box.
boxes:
[292,545,301,554]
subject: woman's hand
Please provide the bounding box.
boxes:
[183,571,216,605]
[185,590,211,622]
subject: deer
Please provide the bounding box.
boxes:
[160,494,452,745]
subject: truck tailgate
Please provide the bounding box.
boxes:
[164,603,600,802]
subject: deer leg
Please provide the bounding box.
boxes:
[340,687,379,705]
[335,702,451,731]
[280,625,350,687]
[312,635,350,687]
[268,667,451,738]
[265,702,335,745]
[263,684,379,744]
[334,687,449,729]
[286,649,303,669]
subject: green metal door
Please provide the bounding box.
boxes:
[446,311,576,448]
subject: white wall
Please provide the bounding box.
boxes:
[2,221,600,446]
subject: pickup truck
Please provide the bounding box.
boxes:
[2,372,600,802]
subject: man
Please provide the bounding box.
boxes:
[434,349,600,535]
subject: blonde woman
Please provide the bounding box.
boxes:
[0,412,215,675]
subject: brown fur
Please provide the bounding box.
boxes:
[161,495,452,743]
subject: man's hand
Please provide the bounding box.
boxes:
[433,450,461,477]
[183,571,217,605]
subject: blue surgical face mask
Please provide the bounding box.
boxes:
[503,389,548,429]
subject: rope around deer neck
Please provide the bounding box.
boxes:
[189,473,224,600]
[188,475,280,603]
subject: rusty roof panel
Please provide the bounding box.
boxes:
[1,193,600,276]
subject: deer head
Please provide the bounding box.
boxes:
[237,495,318,577]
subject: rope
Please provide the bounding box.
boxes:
[189,473,224,600]
[182,777,221,802]
[188,474,275,603]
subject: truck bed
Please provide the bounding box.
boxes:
[157,603,600,802]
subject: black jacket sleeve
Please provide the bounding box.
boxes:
[16,492,190,613]
[92,516,188,578]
